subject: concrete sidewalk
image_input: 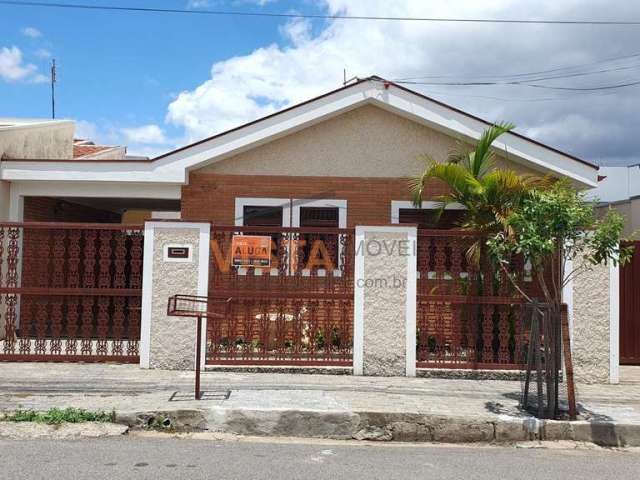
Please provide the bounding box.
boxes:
[1,363,640,445]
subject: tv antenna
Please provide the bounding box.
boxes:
[51,59,56,119]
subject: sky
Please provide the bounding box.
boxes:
[1,0,640,165]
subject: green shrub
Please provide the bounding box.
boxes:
[4,407,115,425]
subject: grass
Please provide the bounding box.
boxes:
[3,407,115,425]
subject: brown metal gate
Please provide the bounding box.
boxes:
[621,241,640,365]
[415,229,538,370]
[0,222,144,362]
[207,225,354,366]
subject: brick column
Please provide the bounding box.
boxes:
[139,222,210,370]
[353,226,417,377]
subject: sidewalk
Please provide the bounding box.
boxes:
[1,363,640,445]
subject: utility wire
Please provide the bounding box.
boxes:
[523,79,640,91]
[393,51,640,81]
[393,62,640,86]
[2,0,640,25]
[391,77,640,91]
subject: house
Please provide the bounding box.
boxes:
[0,117,180,222]
[590,164,640,237]
[1,77,616,384]
[0,77,598,226]
[590,165,640,366]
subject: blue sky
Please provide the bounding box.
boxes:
[1,1,640,165]
[0,1,320,150]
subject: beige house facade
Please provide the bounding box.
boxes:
[1,77,621,384]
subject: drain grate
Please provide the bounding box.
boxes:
[168,390,231,402]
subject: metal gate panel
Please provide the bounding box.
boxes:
[621,241,640,365]
[0,222,143,362]
[207,225,354,366]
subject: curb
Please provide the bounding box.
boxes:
[112,407,640,447]
[0,422,129,439]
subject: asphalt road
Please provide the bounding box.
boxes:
[1,436,639,480]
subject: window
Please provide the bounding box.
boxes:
[391,200,465,229]
[234,197,290,227]
[299,207,339,227]
[243,205,284,227]
[299,207,340,268]
[398,208,463,229]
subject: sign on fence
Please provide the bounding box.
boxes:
[231,235,271,267]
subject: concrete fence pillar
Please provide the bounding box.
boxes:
[353,225,417,377]
[569,256,619,384]
[139,222,210,370]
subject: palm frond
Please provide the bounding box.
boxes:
[447,140,472,171]
[471,122,515,178]
[410,161,478,206]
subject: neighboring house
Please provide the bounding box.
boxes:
[590,165,640,365]
[589,164,640,237]
[0,117,168,222]
[72,139,127,160]
[0,77,598,225]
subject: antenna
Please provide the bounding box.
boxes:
[342,69,358,86]
[50,59,56,119]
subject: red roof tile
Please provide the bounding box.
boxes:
[73,144,113,158]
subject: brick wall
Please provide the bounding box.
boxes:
[23,197,120,223]
[182,173,448,226]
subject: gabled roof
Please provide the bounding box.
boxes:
[0,76,599,188]
[155,76,596,170]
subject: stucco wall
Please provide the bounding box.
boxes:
[600,199,640,238]
[197,105,537,178]
[360,230,411,376]
[0,121,74,159]
[148,228,201,370]
[0,180,9,221]
[572,257,611,383]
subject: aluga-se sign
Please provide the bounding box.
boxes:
[230,235,271,267]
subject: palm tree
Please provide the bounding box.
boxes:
[409,122,540,263]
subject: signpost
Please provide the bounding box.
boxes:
[167,295,231,400]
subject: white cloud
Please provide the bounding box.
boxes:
[186,0,210,8]
[35,48,51,59]
[166,0,640,165]
[21,27,42,38]
[0,46,37,82]
[121,124,168,144]
[74,120,99,140]
[243,0,277,5]
[30,73,48,84]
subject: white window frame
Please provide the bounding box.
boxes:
[233,197,347,276]
[390,200,465,224]
[292,198,347,276]
[291,199,347,228]
[234,197,291,227]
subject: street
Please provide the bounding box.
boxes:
[1,435,639,480]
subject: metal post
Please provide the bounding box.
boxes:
[195,315,202,400]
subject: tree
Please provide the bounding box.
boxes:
[487,179,633,310]
[487,180,632,419]
[409,122,541,263]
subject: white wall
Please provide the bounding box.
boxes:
[0,120,74,160]
[589,165,640,203]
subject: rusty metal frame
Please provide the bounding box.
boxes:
[167,294,231,399]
